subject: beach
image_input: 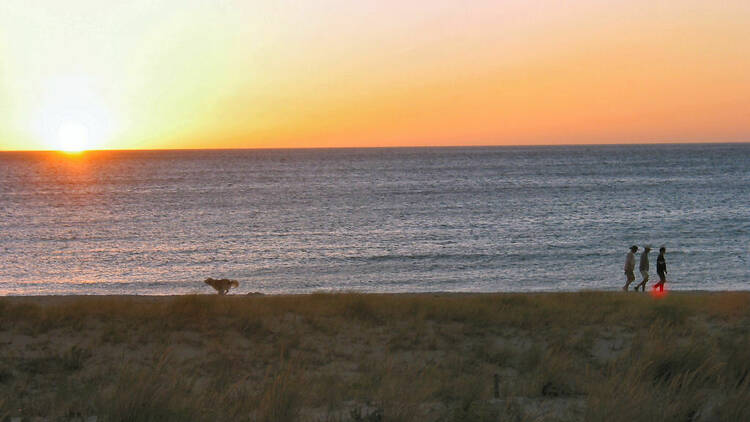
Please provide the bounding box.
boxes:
[2,1,748,420]
[2,291,749,421]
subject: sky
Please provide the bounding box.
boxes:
[0,0,748,151]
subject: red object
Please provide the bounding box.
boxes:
[650,283,667,298]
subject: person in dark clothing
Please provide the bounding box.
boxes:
[654,247,667,292]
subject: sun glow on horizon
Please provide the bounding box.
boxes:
[56,122,91,152]
[25,75,118,152]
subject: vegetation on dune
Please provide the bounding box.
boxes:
[0,292,749,421]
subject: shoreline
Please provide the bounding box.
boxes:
[0,288,739,298]
[0,289,739,305]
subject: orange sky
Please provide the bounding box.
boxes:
[1,0,748,151]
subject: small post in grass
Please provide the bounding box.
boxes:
[494,373,500,398]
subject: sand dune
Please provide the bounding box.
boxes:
[1,291,749,421]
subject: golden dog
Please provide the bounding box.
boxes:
[204,277,239,295]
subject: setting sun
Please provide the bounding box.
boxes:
[57,122,90,152]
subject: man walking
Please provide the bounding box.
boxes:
[654,247,667,292]
[635,246,651,291]
[623,245,638,291]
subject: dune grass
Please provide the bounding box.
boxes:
[0,291,749,421]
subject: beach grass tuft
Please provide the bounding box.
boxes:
[1,291,749,420]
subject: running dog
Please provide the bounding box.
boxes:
[204,277,239,295]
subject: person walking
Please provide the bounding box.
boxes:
[623,245,638,291]
[654,247,667,292]
[635,246,651,291]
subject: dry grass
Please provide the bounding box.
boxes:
[0,291,749,421]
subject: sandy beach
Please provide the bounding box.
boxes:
[1,291,749,421]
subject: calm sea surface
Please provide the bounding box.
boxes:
[0,144,748,295]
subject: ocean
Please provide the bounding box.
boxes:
[0,144,748,295]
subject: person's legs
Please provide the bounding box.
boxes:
[634,270,647,291]
[624,271,635,291]
[655,271,665,292]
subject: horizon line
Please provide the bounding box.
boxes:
[1,140,748,153]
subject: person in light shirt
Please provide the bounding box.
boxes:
[634,246,651,292]
[623,245,638,291]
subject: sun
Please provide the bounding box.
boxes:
[56,122,91,152]
[30,76,117,152]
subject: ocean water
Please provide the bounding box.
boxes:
[0,144,748,295]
